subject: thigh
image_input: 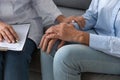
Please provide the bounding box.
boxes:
[4,38,36,80]
[55,44,120,75]
[5,38,36,63]
[0,52,4,64]
[0,52,4,80]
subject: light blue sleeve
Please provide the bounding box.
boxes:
[82,0,99,30]
[90,34,120,58]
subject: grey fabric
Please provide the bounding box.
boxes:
[53,0,91,10]
[82,73,120,80]
[58,7,85,17]
[0,0,62,45]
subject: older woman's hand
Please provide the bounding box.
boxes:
[0,21,19,43]
[46,23,89,45]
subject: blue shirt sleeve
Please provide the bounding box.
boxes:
[82,0,99,30]
[90,33,120,57]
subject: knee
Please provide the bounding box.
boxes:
[53,44,89,67]
[54,45,75,67]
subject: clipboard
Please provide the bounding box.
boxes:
[0,24,30,51]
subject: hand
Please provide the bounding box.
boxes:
[63,16,86,28]
[39,33,65,53]
[46,23,89,45]
[56,15,86,28]
[0,21,19,43]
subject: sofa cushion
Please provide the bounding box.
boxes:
[53,0,91,10]
[58,6,85,17]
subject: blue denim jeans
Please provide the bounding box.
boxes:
[0,38,36,80]
[53,44,120,80]
[41,30,120,80]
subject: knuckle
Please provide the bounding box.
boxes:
[3,27,8,30]
[9,35,14,39]
[51,28,54,31]
[61,23,66,26]
[8,26,12,28]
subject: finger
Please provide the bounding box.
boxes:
[0,30,11,43]
[39,34,47,48]
[41,36,50,52]
[8,26,19,41]
[80,21,85,28]
[46,33,59,39]
[63,16,75,23]
[4,28,16,43]
[45,26,55,34]
[46,39,57,53]
[46,26,59,34]
[81,18,86,27]
[0,33,3,42]
[57,41,65,49]
[74,18,83,28]
[78,17,85,28]
[64,18,74,23]
[79,20,85,28]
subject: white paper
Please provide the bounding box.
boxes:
[0,24,30,51]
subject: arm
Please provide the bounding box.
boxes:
[82,0,99,30]
[45,23,89,46]
[32,0,64,25]
[45,23,120,57]
[90,34,120,57]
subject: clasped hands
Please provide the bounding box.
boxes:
[39,16,89,54]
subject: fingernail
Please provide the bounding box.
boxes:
[0,39,2,41]
[8,40,11,43]
[12,40,15,43]
[16,40,19,43]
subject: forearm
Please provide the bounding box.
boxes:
[90,34,120,57]
[73,31,90,46]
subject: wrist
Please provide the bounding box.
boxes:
[74,31,89,46]
[83,32,89,46]
[56,15,66,23]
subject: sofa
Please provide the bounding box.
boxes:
[29,0,120,80]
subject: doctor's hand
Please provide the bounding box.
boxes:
[63,16,86,28]
[0,21,19,43]
[57,15,86,28]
